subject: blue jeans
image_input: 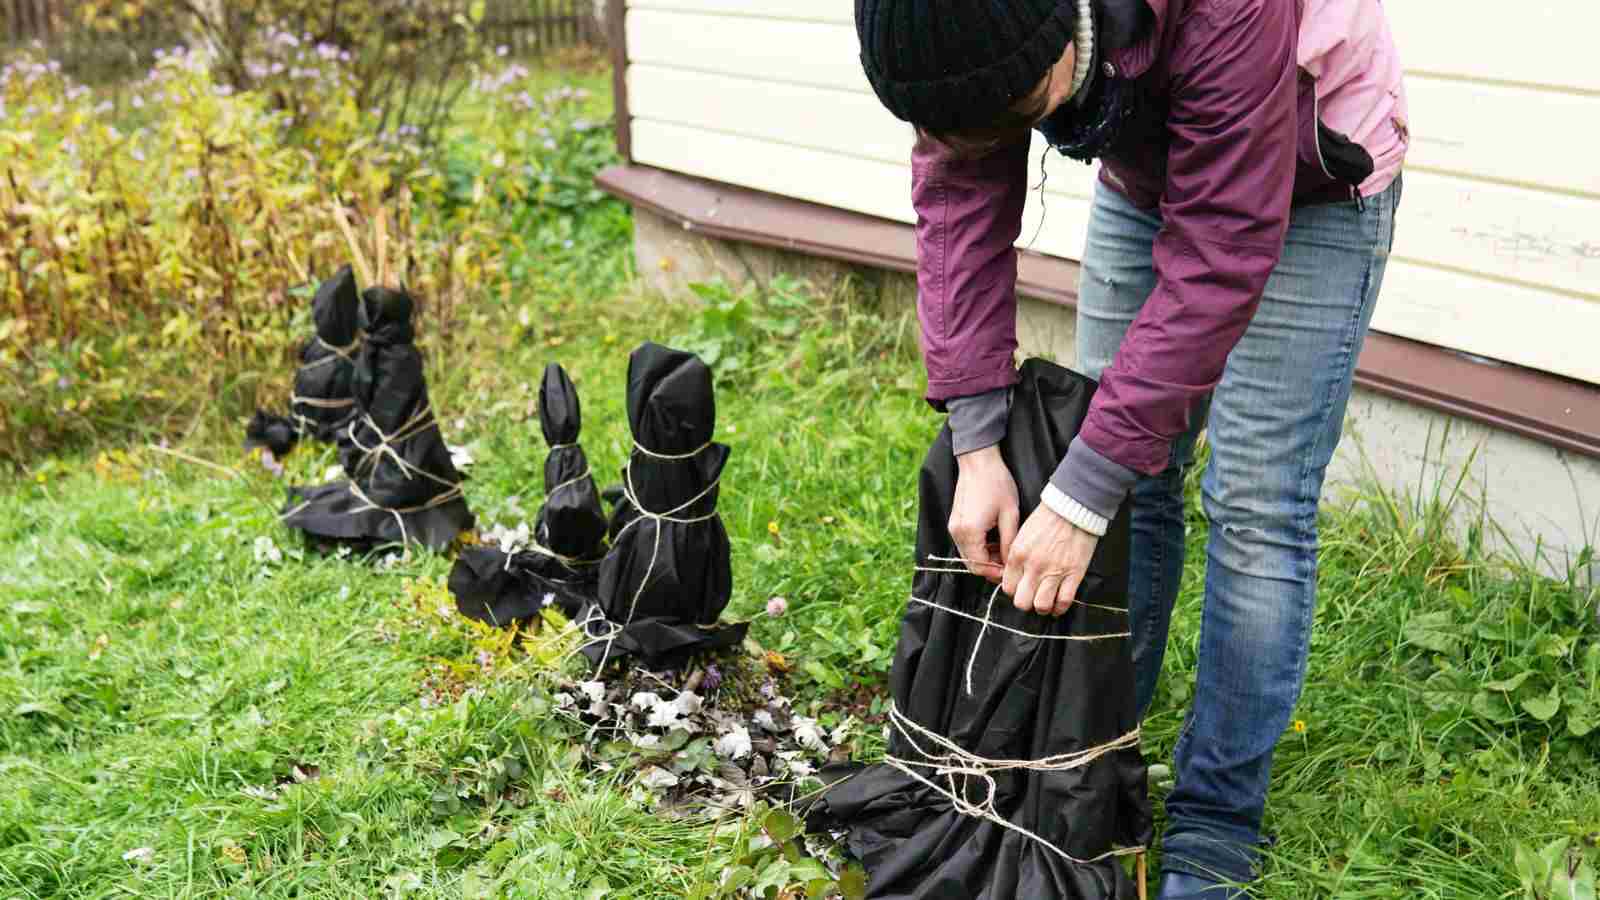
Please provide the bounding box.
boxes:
[1076,177,1401,883]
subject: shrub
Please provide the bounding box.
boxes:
[0,42,562,468]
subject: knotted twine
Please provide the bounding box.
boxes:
[580,440,722,671]
[280,401,463,551]
[911,555,1132,696]
[884,557,1147,872]
[288,333,363,435]
[885,703,1145,867]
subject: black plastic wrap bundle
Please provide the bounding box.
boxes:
[245,265,362,456]
[451,363,608,625]
[281,286,474,553]
[806,359,1152,899]
[535,363,609,560]
[580,343,746,668]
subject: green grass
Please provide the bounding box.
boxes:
[5,59,1600,900]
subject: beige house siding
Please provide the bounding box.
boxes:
[622,0,1600,385]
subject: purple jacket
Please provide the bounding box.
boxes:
[915,0,1407,521]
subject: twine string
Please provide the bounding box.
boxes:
[912,554,1131,696]
[916,556,1129,614]
[885,702,1145,867]
[279,402,464,551]
[297,333,364,372]
[581,441,723,670]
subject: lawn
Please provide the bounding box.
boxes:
[3,61,1599,900]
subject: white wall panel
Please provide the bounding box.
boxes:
[621,3,1600,383]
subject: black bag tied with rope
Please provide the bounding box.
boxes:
[579,343,746,669]
[452,362,608,625]
[807,358,1152,899]
[281,286,474,553]
[246,265,364,457]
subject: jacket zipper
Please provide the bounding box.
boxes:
[1311,84,1335,181]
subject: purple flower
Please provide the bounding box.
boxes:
[260,449,284,478]
[496,45,509,57]
[766,596,788,618]
[703,665,723,692]
[56,376,71,390]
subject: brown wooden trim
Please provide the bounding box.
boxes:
[597,163,1600,460]
[607,0,631,162]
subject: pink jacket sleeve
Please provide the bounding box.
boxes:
[911,133,1031,411]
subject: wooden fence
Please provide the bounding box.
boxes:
[2,0,600,55]
[481,0,601,55]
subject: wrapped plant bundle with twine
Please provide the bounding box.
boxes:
[452,362,608,625]
[579,343,747,669]
[245,264,364,457]
[806,359,1153,900]
[280,209,473,553]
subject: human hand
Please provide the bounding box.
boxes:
[950,445,1021,584]
[1002,503,1100,616]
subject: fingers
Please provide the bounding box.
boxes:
[1001,540,1024,599]
[997,503,1020,570]
[1051,569,1083,617]
[950,517,997,581]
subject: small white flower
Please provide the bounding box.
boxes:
[122,847,155,863]
[575,681,606,705]
[447,444,474,470]
[714,725,753,760]
[753,710,779,732]
[253,535,282,564]
[646,703,685,730]
[631,691,662,711]
[323,465,343,482]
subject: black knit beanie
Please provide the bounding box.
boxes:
[856,0,1079,133]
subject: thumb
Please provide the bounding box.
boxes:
[997,502,1021,565]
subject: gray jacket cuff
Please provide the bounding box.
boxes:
[947,388,1011,456]
[1050,436,1139,522]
